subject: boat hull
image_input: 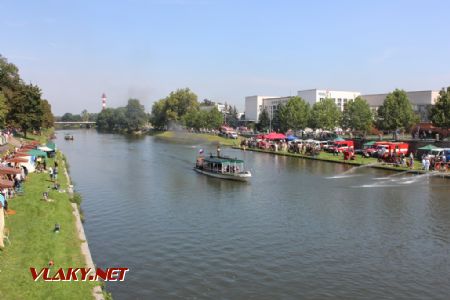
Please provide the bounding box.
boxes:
[194,168,251,182]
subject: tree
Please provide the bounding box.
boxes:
[277,96,310,132]
[206,107,224,129]
[81,109,89,122]
[257,108,270,132]
[96,108,116,131]
[150,99,167,130]
[164,88,199,122]
[125,99,147,131]
[0,92,9,127]
[0,54,54,132]
[40,99,54,128]
[430,87,450,130]
[61,113,81,122]
[271,106,282,132]
[200,99,214,106]
[341,96,373,134]
[225,105,239,128]
[6,84,43,137]
[377,89,418,134]
[150,88,199,129]
[113,107,128,131]
[309,98,341,130]
[0,55,21,101]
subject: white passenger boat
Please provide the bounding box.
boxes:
[194,154,252,182]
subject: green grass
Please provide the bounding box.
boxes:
[234,146,429,173]
[153,130,243,147]
[0,152,99,299]
[15,128,55,144]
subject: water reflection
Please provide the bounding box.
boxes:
[57,130,450,300]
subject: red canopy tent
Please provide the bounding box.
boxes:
[0,166,22,175]
[13,152,31,157]
[20,146,36,150]
[264,132,287,140]
[6,157,29,163]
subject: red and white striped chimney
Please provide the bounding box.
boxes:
[102,93,107,110]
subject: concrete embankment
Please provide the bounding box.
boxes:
[62,156,105,300]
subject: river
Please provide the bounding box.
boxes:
[57,130,450,300]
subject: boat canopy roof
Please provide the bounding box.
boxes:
[204,156,244,164]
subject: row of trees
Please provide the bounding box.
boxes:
[0,55,54,136]
[258,88,450,134]
[258,96,374,133]
[150,88,239,131]
[59,110,98,123]
[96,99,148,132]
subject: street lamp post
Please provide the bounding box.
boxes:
[269,106,273,133]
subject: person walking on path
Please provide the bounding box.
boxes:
[49,167,53,181]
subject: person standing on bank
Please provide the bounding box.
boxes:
[0,192,6,249]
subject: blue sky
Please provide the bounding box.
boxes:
[1,0,449,115]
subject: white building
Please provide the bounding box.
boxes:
[362,90,439,121]
[244,89,360,121]
[261,96,292,120]
[244,95,279,122]
[297,89,361,111]
[199,102,227,113]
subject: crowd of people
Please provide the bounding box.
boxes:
[421,153,448,171]
[241,138,327,157]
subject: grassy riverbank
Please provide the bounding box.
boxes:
[233,146,443,174]
[152,130,243,146]
[0,142,100,299]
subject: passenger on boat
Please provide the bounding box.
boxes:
[217,145,221,157]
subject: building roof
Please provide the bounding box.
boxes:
[204,156,244,164]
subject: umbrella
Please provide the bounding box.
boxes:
[0,166,22,175]
[6,157,29,163]
[0,179,14,188]
[418,144,438,151]
[286,135,298,141]
[264,132,287,140]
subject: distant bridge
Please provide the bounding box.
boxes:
[55,121,96,124]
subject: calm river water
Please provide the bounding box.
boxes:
[57,130,450,300]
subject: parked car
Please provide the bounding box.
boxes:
[227,132,238,139]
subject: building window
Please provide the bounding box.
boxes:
[320,98,324,101]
